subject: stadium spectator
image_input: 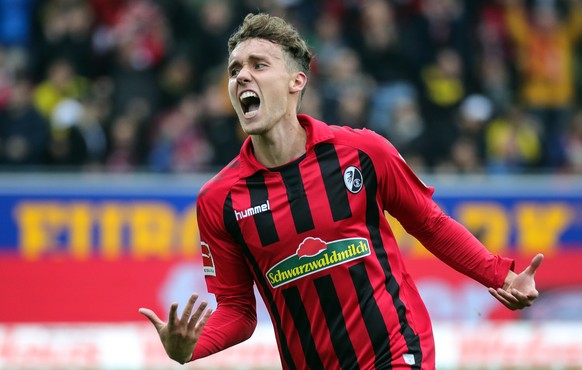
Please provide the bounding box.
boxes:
[185,0,237,79]
[0,47,16,109]
[564,108,582,173]
[0,0,35,49]
[351,0,417,136]
[200,79,245,168]
[28,0,97,81]
[474,0,515,111]
[418,47,467,168]
[156,53,198,111]
[485,105,542,173]
[433,94,493,174]
[503,0,582,169]
[318,47,375,126]
[106,0,170,119]
[32,58,89,119]
[384,95,426,166]
[405,0,470,71]
[0,0,580,174]
[148,94,214,173]
[46,95,108,170]
[0,77,50,168]
[310,12,348,74]
[103,113,140,172]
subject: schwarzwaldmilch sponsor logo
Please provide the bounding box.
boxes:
[235,200,270,221]
[266,237,370,288]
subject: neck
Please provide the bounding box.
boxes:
[251,115,307,168]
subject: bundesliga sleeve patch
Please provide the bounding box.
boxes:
[200,241,216,276]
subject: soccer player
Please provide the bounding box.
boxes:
[139,13,544,369]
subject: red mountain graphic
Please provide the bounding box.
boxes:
[296,237,327,258]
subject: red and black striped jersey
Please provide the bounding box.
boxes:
[196,114,513,369]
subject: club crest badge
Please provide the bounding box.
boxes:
[343,166,363,193]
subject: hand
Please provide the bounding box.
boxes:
[488,253,544,310]
[139,293,213,364]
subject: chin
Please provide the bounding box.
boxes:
[239,119,264,136]
[242,125,268,136]
[239,113,265,131]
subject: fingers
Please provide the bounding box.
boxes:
[168,302,179,327]
[140,295,212,335]
[172,294,211,330]
[192,308,213,336]
[139,307,166,331]
[507,287,533,307]
[526,253,544,275]
[179,293,200,326]
[488,288,514,310]
[489,287,537,310]
[187,302,211,333]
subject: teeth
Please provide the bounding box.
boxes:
[239,91,258,101]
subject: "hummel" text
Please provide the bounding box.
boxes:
[235,200,270,221]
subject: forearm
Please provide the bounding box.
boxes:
[409,204,514,288]
[191,291,257,361]
[504,1,528,44]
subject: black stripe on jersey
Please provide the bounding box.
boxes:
[314,275,359,370]
[314,143,352,221]
[223,193,297,370]
[246,173,279,246]
[277,163,315,234]
[349,262,392,368]
[358,150,423,369]
[282,286,324,370]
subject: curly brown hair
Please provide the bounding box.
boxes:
[228,13,313,79]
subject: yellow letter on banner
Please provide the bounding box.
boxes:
[516,203,573,254]
[130,202,175,258]
[15,202,68,259]
[69,203,92,259]
[98,203,126,259]
[179,204,199,257]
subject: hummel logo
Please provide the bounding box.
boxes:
[235,200,271,221]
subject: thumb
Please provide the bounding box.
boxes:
[525,253,544,276]
[139,307,166,332]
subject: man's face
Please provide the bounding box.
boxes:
[227,38,298,135]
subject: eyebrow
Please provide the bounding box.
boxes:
[228,53,274,70]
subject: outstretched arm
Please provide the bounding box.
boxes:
[191,290,257,360]
[139,293,212,364]
[489,253,544,310]
[140,290,257,363]
[374,134,543,310]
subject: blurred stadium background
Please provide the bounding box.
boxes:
[1,0,582,369]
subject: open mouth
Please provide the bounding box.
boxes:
[239,91,261,118]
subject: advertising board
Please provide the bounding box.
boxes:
[1,174,581,368]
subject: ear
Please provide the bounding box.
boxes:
[289,72,307,94]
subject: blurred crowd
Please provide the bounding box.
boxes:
[1,0,582,174]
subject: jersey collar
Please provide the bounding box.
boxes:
[238,114,336,178]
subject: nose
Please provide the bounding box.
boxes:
[236,66,251,85]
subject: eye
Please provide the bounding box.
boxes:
[229,68,240,77]
[255,63,266,70]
